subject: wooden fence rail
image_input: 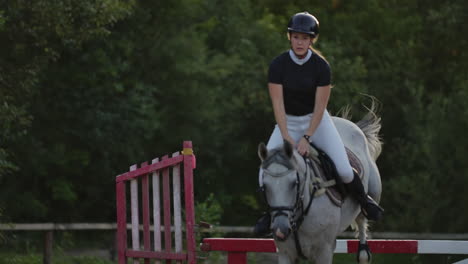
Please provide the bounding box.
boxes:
[3,223,468,239]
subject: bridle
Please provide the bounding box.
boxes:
[260,155,319,259]
[260,168,303,225]
[260,156,317,237]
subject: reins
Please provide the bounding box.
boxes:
[291,156,317,259]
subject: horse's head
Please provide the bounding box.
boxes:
[258,141,308,241]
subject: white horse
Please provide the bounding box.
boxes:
[258,103,382,264]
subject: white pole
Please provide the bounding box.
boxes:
[130,164,140,264]
[172,152,183,264]
[151,158,161,264]
[418,240,468,254]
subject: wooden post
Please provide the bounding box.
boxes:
[183,141,197,264]
[43,230,53,264]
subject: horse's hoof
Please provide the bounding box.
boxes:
[357,243,372,264]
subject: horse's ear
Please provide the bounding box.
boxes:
[283,140,294,158]
[258,142,268,161]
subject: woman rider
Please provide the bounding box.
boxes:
[256,12,383,234]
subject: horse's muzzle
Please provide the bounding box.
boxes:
[271,215,291,241]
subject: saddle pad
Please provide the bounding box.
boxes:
[346,147,363,179]
[309,147,364,207]
[307,158,343,207]
[325,181,344,207]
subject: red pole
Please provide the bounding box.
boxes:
[183,141,197,264]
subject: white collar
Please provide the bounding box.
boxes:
[289,49,312,65]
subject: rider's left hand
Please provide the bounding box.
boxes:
[297,137,310,156]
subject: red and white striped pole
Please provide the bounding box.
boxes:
[201,238,468,264]
[336,239,468,254]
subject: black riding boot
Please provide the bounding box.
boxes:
[346,171,384,221]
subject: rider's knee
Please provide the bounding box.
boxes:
[337,164,354,184]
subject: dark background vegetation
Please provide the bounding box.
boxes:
[1,0,467,257]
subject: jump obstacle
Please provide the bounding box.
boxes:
[116,141,196,264]
[201,238,468,263]
[115,141,468,263]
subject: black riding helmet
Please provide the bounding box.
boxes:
[287,12,319,37]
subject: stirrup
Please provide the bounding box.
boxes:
[361,196,384,221]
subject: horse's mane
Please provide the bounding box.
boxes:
[261,148,295,170]
[261,147,308,176]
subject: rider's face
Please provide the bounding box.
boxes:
[290,32,312,57]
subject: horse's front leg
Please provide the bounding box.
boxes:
[356,214,372,264]
[277,253,294,264]
[313,244,334,264]
[276,238,296,264]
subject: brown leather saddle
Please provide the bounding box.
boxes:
[307,146,363,207]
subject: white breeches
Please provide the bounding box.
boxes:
[260,110,354,184]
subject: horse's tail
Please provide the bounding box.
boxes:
[355,98,383,160]
[339,97,383,160]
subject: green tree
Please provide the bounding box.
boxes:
[0,0,134,220]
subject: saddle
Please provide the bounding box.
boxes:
[306,144,363,207]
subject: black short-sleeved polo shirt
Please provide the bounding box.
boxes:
[268,51,331,116]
